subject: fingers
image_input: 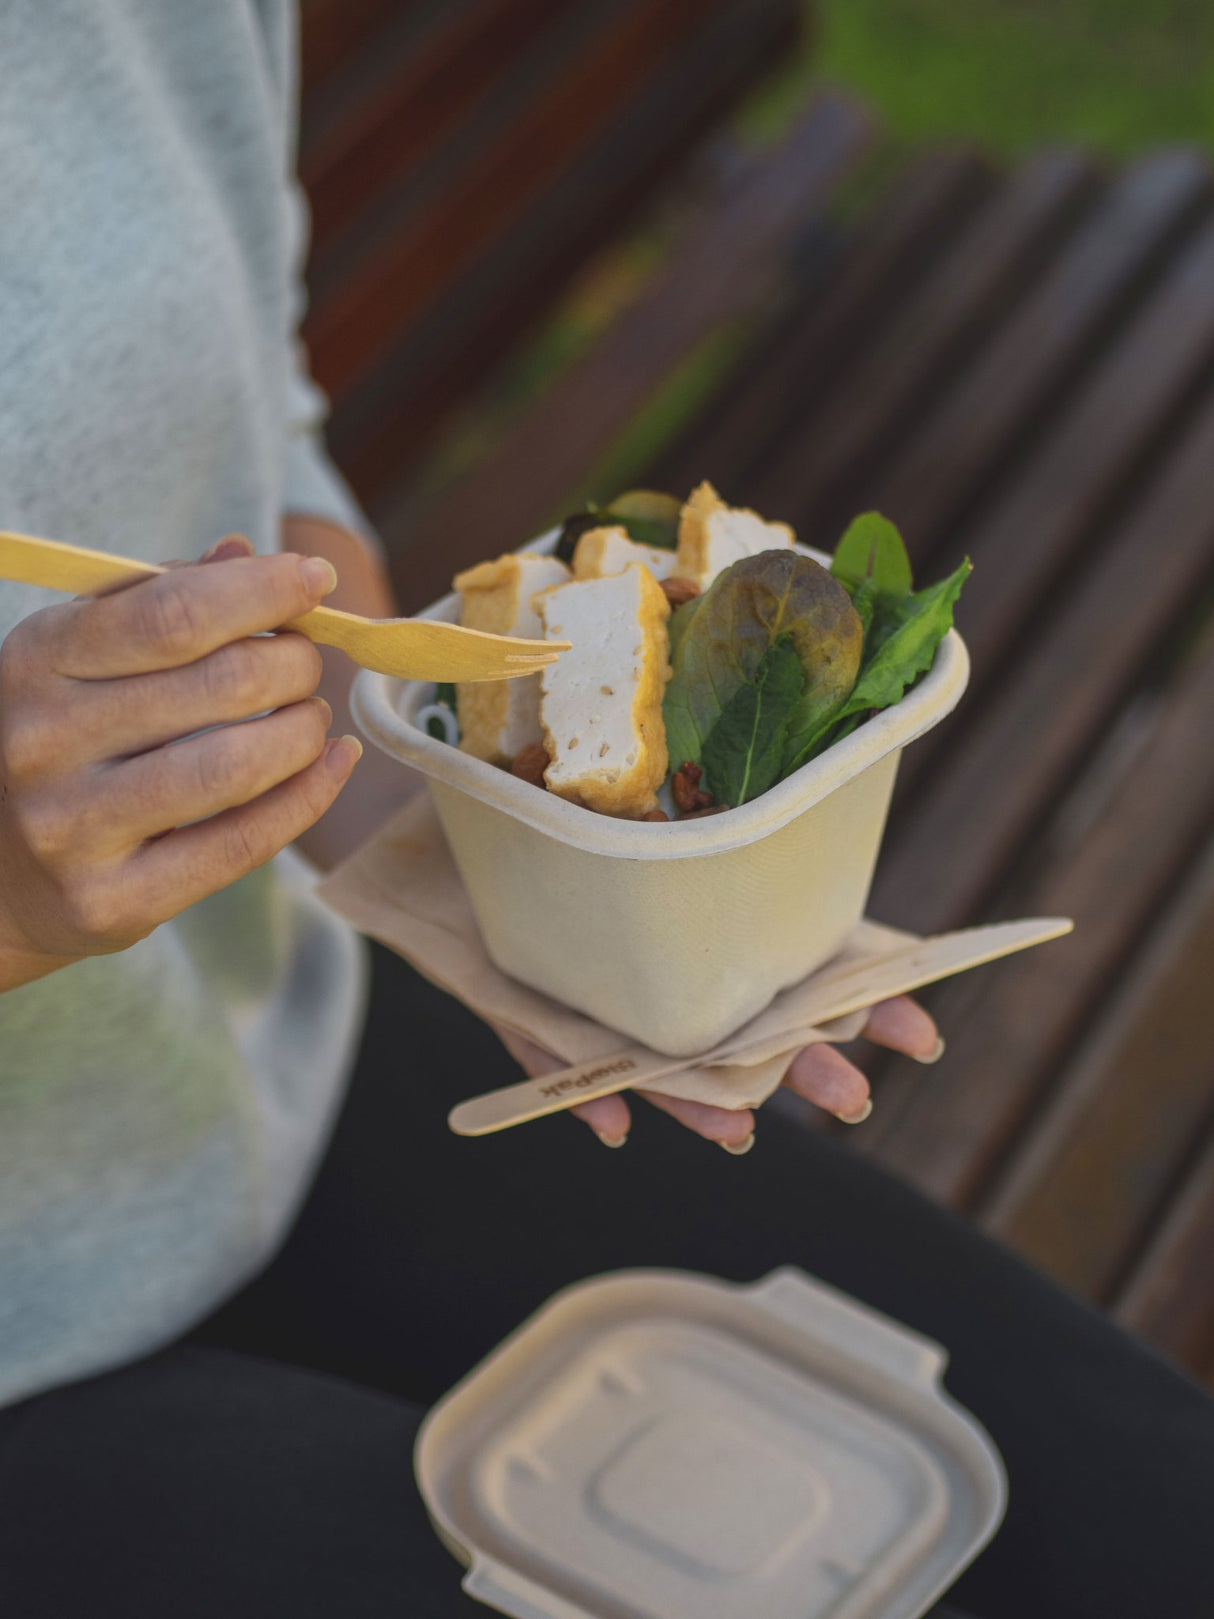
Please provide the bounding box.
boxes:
[491,1026,636,1147]
[783,1042,871,1123]
[861,995,942,1061]
[496,1023,756,1151]
[51,551,337,679]
[125,736,362,923]
[71,633,324,761]
[641,1090,756,1151]
[571,1094,633,1146]
[101,698,333,842]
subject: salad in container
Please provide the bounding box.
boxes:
[352,484,970,1056]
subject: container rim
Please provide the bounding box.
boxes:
[352,535,970,860]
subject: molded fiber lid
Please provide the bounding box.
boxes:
[415,1269,1006,1619]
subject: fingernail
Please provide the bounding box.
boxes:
[597,1132,628,1149]
[203,534,254,563]
[300,556,338,597]
[916,1037,946,1065]
[835,1097,873,1125]
[326,734,362,773]
[309,697,333,725]
[720,1132,755,1156]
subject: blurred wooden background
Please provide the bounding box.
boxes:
[298,0,1214,1388]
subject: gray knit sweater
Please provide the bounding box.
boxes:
[0,0,370,1407]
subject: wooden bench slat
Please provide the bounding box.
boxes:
[868,384,1214,932]
[1114,1119,1214,1381]
[745,153,1101,545]
[326,0,803,519]
[857,623,1214,1208]
[307,0,711,398]
[301,0,575,260]
[886,202,1214,817]
[301,0,487,156]
[300,0,437,95]
[377,92,870,609]
[649,148,994,505]
[846,150,1214,562]
[978,837,1214,1303]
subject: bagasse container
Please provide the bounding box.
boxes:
[415,1267,1007,1619]
[352,536,969,1056]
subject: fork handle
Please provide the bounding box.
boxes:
[0,530,164,594]
[0,529,353,646]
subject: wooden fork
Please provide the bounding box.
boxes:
[0,530,567,683]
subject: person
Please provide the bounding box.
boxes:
[0,5,1210,1617]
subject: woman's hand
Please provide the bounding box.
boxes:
[496,996,943,1150]
[0,536,361,992]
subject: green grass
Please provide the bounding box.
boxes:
[418,2,1214,520]
[747,0,1214,157]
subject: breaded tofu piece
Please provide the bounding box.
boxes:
[536,564,671,817]
[676,480,794,588]
[571,524,679,582]
[453,552,571,763]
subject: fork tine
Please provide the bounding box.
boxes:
[283,603,572,682]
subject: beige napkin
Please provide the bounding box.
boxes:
[318,795,1072,1118]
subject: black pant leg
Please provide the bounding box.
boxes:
[0,1346,481,1619]
[197,947,1214,1619]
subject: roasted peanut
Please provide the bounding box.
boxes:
[509,741,550,788]
[661,576,701,608]
[671,760,714,814]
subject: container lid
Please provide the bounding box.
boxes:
[352,540,970,861]
[415,1268,1006,1619]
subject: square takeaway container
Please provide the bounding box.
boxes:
[352,538,969,1057]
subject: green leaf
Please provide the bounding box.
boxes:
[615,514,677,550]
[554,503,678,562]
[427,682,459,741]
[780,680,849,770]
[849,573,879,639]
[663,550,863,774]
[831,512,913,599]
[783,556,971,773]
[667,594,699,662]
[606,489,681,548]
[701,636,806,806]
[846,557,970,710]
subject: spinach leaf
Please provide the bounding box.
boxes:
[849,573,880,639]
[427,682,459,741]
[701,636,805,806]
[606,489,681,548]
[554,507,677,562]
[831,512,913,599]
[780,666,854,773]
[663,550,863,774]
[605,514,677,550]
[783,557,971,773]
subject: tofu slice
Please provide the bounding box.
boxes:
[453,552,571,763]
[571,524,680,583]
[536,564,671,817]
[676,480,795,588]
